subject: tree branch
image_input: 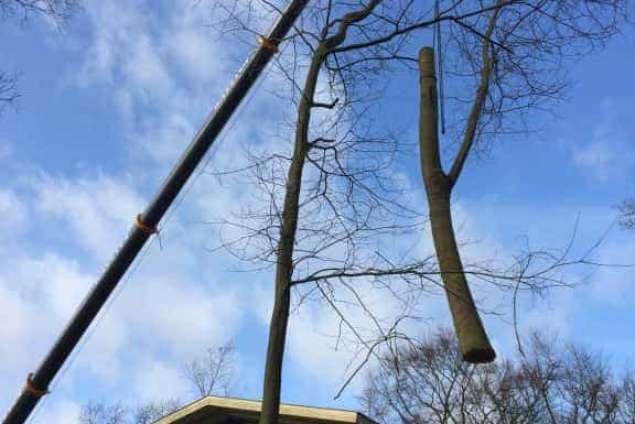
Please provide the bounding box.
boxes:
[447,1,503,189]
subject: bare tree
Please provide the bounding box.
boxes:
[184,342,236,397]
[0,0,80,115]
[79,400,181,424]
[0,0,79,22]
[78,342,235,423]
[132,400,182,424]
[618,199,635,229]
[79,402,128,424]
[0,71,19,113]
[204,1,626,424]
[362,329,631,424]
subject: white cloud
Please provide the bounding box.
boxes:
[0,251,96,419]
[571,100,634,183]
[128,110,198,165]
[0,170,248,413]
[0,282,38,368]
[132,359,189,403]
[79,1,153,88]
[514,288,574,338]
[0,188,27,235]
[77,0,238,167]
[34,399,82,424]
[165,6,227,84]
[573,140,619,182]
[34,173,144,261]
[287,305,357,388]
[118,270,243,356]
[588,237,635,304]
[0,253,92,368]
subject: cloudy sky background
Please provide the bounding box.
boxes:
[1,1,635,422]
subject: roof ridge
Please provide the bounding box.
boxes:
[153,395,379,424]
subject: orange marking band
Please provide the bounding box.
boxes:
[24,373,49,398]
[257,35,280,53]
[134,214,158,235]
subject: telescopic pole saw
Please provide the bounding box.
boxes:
[3,1,308,422]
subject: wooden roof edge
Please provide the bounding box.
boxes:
[153,396,379,424]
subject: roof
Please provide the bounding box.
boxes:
[154,396,379,424]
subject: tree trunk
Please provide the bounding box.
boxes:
[259,50,325,424]
[418,47,495,364]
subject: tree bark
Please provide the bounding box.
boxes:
[418,47,495,364]
[259,49,325,424]
[258,5,383,420]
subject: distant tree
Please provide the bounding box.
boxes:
[132,400,182,424]
[0,0,79,22]
[0,38,18,115]
[78,342,236,424]
[184,342,236,397]
[0,71,18,114]
[0,0,80,115]
[79,399,181,424]
[79,402,128,424]
[618,199,635,230]
[361,329,633,424]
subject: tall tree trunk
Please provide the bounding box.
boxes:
[258,3,383,420]
[259,50,325,424]
[418,47,495,363]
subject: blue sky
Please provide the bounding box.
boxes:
[1,1,635,422]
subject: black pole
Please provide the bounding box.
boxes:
[3,1,308,422]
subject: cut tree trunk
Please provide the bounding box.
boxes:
[418,47,495,364]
